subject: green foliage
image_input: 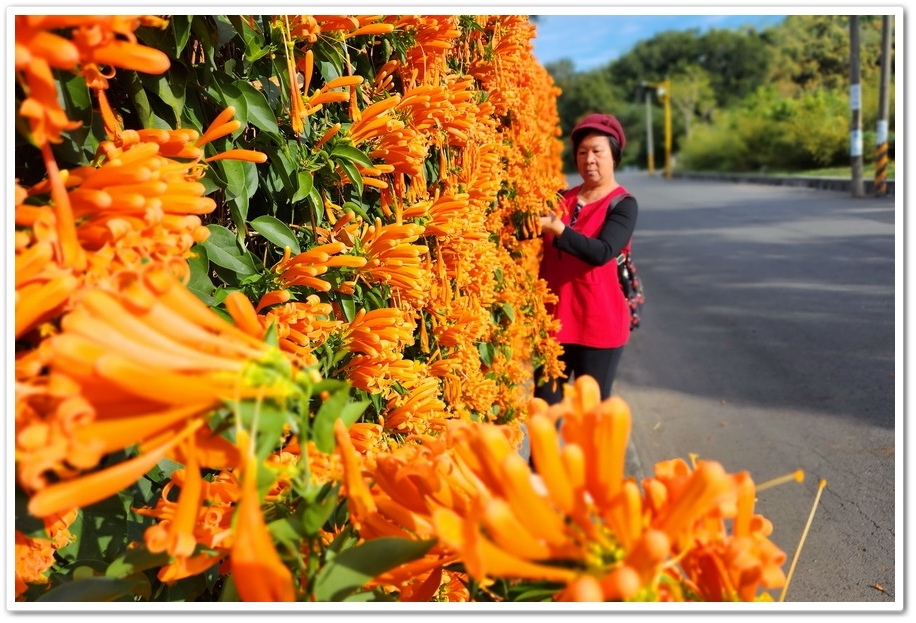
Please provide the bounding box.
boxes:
[546,14,896,173]
[783,89,850,166]
[312,537,436,601]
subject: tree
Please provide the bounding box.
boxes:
[669,65,716,138]
[694,27,774,107]
[767,15,890,94]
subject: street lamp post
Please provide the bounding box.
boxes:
[644,88,655,174]
[641,79,672,179]
[659,79,672,179]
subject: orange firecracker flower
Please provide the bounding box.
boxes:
[17,264,298,518]
[334,375,789,602]
[228,430,297,601]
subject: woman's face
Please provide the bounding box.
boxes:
[575,132,615,188]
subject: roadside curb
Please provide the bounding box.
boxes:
[672,171,895,195]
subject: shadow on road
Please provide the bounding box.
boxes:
[614,174,896,430]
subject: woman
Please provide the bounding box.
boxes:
[535,112,639,404]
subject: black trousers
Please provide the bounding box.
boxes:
[533,343,624,405]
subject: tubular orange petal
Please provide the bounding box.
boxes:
[224,292,264,338]
[479,498,551,561]
[90,40,171,74]
[659,461,735,545]
[229,430,296,602]
[204,149,268,164]
[93,352,250,406]
[195,120,241,148]
[345,23,396,38]
[321,75,364,91]
[61,306,246,374]
[601,480,644,551]
[528,414,573,514]
[499,454,569,547]
[167,445,203,558]
[599,564,643,601]
[589,396,631,506]
[28,420,202,517]
[624,529,671,584]
[334,419,377,520]
[72,403,208,458]
[15,275,79,339]
[25,30,80,69]
[431,507,576,584]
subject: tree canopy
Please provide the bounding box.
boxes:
[542,15,895,173]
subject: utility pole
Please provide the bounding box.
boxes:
[874,15,892,197]
[644,88,655,174]
[849,16,864,197]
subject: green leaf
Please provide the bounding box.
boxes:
[250,215,300,254]
[292,170,315,203]
[500,302,516,322]
[336,158,363,196]
[136,69,188,124]
[312,388,369,454]
[268,517,306,549]
[263,318,279,347]
[331,144,374,168]
[478,341,495,366]
[105,548,172,579]
[306,186,324,220]
[170,15,194,56]
[228,15,269,62]
[265,146,298,201]
[210,76,248,127]
[229,194,251,237]
[342,201,371,223]
[337,293,356,323]
[313,537,436,602]
[135,15,192,59]
[300,483,341,535]
[147,456,184,484]
[218,574,241,601]
[186,244,215,297]
[201,225,257,275]
[54,71,96,165]
[234,79,280,135]
[220,158,260,200]
[229,398,290,463]
[189,16,220,69]
[35,576,146,602]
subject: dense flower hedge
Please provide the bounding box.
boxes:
[14,14,800,603]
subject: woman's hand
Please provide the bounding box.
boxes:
[539,211,565,237]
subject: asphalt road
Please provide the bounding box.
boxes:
[609,171,899,605]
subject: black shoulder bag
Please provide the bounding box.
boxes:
[609,193,644,331]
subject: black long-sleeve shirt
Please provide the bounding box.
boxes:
[554,194,638,266]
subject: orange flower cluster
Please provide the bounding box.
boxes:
[15,15,171,146]
[13,509,78,597]
[337,375,790,602]
[14,16,278,598]
[13,13,577,601]
[269,14,564,442]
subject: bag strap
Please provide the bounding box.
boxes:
[609,192,633,264]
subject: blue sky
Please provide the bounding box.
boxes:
[531,13,787,72]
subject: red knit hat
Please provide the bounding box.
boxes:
[571,113,626,152]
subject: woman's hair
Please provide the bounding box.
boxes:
[573,132,621,169]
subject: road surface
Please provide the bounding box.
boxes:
[609,171,899,605]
